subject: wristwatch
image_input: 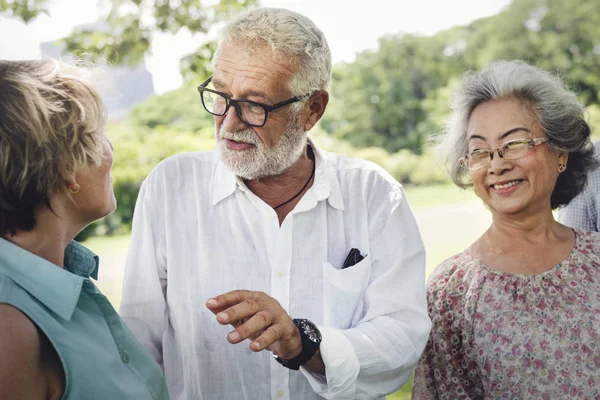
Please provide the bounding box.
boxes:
[274,319,322,370]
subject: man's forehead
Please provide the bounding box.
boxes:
[212,42,296,95]
[214,41,295,73]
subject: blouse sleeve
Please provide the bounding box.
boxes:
[412,258,484,400]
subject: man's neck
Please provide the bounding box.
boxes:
[244,146,315,210]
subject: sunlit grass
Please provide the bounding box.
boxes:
[389,375,414,399]
[404,183,476,208]
[82,233,132,254]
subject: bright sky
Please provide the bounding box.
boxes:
[0,0,512,94]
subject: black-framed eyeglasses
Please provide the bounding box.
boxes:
[197,76,309,127]
[460,137,549,170]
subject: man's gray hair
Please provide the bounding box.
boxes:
[219,7,332,109]
[439,60,597,209]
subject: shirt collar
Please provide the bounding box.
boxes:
[309,138,345,211]
[211,137,345,211]
[0,238,99,321]
[212,154,238,206]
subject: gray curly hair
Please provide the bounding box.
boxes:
[218,7,332,112]
[438,60,597,209]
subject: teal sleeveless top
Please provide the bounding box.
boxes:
[0,238,169,400]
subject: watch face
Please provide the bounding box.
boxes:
[298,319,321,343]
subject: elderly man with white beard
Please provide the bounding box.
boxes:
[119,7,431,400]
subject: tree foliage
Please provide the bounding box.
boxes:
[0,0,49,22]
[127,84,214,135]
[322,0,600,153]
[2,0,257,77]
[59,0,257,67]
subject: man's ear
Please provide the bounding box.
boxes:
[303,90,329,132]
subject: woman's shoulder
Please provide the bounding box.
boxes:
[0,303,42,380]
[426,251,482,305]
[574,229,600,249]
[428,251,478,289]
[0,302,41,350]
[571,229,600,264]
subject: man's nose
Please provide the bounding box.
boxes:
[220,105,247,133]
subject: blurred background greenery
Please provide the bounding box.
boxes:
[3,0,598,239]
[2,0,600,397]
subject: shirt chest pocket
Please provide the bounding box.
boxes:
[322,257,371,329]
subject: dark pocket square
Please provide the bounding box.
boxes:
[342,248,365,269]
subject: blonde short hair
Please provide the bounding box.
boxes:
[0,58,107,235]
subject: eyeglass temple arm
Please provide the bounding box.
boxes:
[199,76,213,88]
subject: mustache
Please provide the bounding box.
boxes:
[218,128,260,146]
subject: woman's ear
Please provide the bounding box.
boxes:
[558,152,569,170]
[64,174,81,194]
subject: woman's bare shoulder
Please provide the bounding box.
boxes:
[0,304,44,397]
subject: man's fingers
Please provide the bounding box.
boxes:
[250,324,284,352]
[217,298,261,325]
[206,290,299,356]
[227,310,273,344]
[206,290,263,313]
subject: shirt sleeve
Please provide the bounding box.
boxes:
[559,187,594,231]
[301,183,431,399]
[119,179,168,368]
[411,262,483,400]
[559,141,600,232]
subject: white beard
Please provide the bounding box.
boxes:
[216,115,307,180]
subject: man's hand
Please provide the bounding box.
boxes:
[206,290,302,359]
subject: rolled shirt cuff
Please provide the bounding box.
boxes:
[300,326,360,399]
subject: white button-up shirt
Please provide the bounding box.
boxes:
[120,141,431,400]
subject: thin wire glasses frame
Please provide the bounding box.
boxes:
[460,137,550,170]
[197,76,308,127]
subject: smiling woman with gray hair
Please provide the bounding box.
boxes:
[412,60,600,399]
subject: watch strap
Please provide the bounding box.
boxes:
[274,318,321,370]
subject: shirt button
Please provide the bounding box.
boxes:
[276,271,285,279]
[268,214,275,220]
[276,389,285,398]
[122,351,130,363]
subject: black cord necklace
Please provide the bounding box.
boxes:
[273,159,316,210]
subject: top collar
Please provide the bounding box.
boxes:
[0,238,99,320]
[212,137,345,211]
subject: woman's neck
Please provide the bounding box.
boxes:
[3,206,79,268]
[487,207,564,246]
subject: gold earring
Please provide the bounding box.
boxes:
[558,164,566,172]
[69,184,81,194]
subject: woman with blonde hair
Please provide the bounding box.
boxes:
[0,59,168,399]
[413,60,600,399]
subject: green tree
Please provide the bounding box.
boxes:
[0,0,50,22]
[1,0,258,78]
[127,84,214,135]
[322,31,469,153]
[465,0,600,104]
[322,0,600,153]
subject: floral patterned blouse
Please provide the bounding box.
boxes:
[412,230,600,399]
